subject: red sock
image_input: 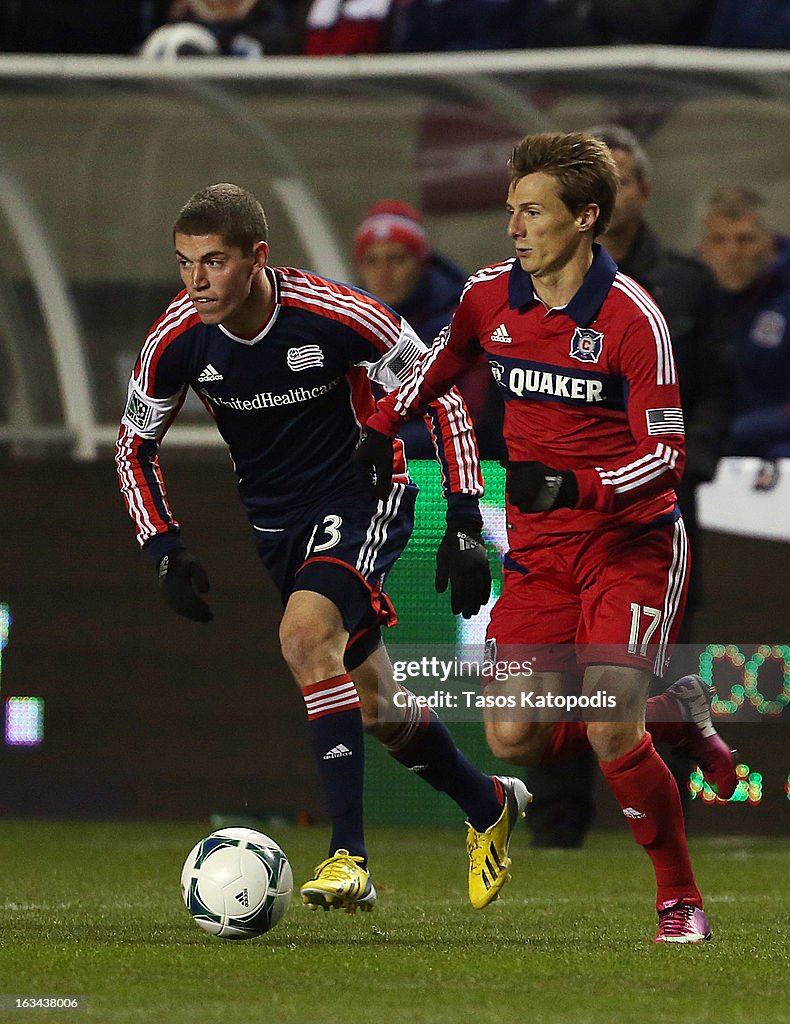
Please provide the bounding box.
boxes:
[646,692,689,746]
[598,733,702,909]
[539,721,590,764]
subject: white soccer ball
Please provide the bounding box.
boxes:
[181,827,293,939]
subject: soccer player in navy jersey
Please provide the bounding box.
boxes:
[116,183,529,914]
[355,133,737,942]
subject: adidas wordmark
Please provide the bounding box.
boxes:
[323,743,352,760]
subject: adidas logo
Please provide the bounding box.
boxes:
[491,324,512,344]
[622,806,647,819]
[323,743,352,760]
[235,888,249,907]
[480,840,506,892]
[198,363,224,382]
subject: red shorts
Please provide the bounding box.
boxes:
[487,515,689,678]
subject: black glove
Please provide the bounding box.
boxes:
[503,460,578,513]
[684,436,719,485]
[351,426,394,500]
[157,550,213,622]
[435,519,492,619]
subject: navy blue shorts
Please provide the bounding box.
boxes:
[252,481,417,668]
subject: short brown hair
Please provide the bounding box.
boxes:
[702,185,767,224]
[509,132,619,238]
[173,183,268,252]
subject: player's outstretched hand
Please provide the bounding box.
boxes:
[435,520,491,619]
[157,550,213,622]
[351,426,394,500]
[502,460,578,513]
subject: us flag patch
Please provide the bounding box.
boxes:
[646,408,684,435]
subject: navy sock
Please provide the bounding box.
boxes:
[303,674,366,864]
[386,693,502,830]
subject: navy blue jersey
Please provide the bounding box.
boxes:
[117,265,482,559]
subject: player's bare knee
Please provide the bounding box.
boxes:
[582,664,650,722]
[349,647,399,736]
[586,720,645,762]
[278,613,341,681]
[357,691,390,735]
[484,719,544,766]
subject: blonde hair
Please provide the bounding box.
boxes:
[702,185,767,224]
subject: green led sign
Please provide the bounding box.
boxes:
[700,644,790,715]
[689,763,763,805]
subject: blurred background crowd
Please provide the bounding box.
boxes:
[2,0,790,58]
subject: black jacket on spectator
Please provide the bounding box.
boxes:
[617,222,732,625]
[618,223,732,487]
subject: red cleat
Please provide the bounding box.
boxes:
[654,900,712,943]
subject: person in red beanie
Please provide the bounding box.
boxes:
[354,200,503,458]
[354,201,448,328]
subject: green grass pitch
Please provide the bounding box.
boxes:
[0,822,787,1024]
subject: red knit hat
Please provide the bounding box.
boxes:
[353,200,428,263]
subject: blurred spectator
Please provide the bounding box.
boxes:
[592,125,732,524]
[698,186,790,475]
[0,0,164,53]
[523,124,733,848]
[701,0,790,49]
[354,200,460,339]
[353,200,502,458]
[141,0,307,57]
[389,0,713,51]
[304,0,392,54]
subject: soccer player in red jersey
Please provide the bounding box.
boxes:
[355,132,736,942]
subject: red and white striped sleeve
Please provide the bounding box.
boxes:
[362,315,483,500]
[114,294,198,561]
[366,289,483,441]
[573,276,686,513]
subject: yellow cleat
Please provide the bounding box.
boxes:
[466,776,531,909]
[300,849,377,913]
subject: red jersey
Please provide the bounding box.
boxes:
[368,245,686,536]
